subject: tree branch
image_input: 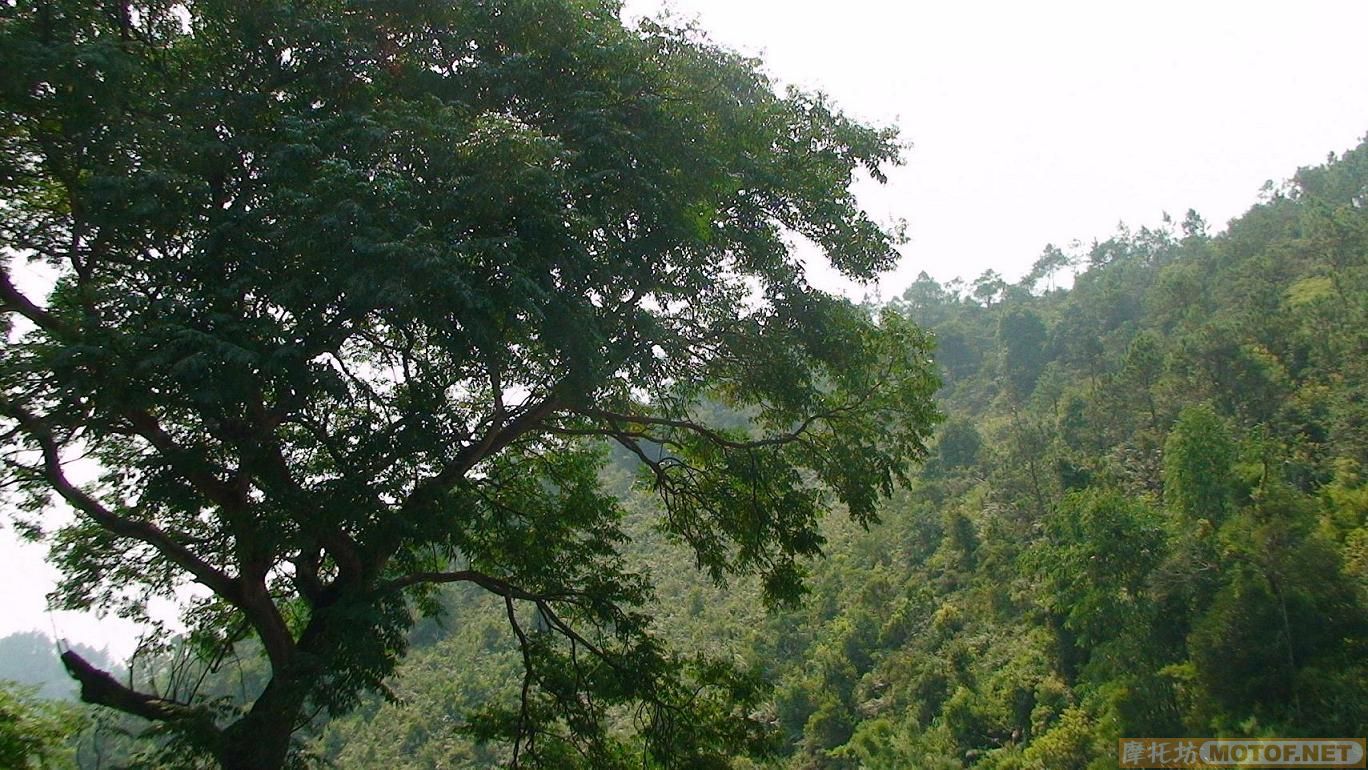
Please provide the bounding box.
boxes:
[62,648,215,728]
[384,568,620,667]
[1,398,243,604]
[452,396,562,479]
[393,394,562,533]
[571,405,837,451]
[381,569,544,599]
[505,595,535,767]
[0,264,76,338]
[117,408,243,512]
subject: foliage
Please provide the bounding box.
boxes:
[0,1,938,768]
[1162,405,1236,522]
[0,682,82,769]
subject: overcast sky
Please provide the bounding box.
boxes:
[4,0,1368,658]
[625,0,1368,298]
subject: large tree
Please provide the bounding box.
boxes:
[0,1,938,767]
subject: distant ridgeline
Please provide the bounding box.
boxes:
[0,631,118,701]
[25,139,1368,768]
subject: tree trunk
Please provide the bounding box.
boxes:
[217,675,309,770]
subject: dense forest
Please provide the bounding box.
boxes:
[9,136,1363,768]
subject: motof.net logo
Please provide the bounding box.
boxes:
[1118,738,1366,768]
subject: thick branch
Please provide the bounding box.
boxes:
[450,396,561,480]
[119,408,243,512]
[62,649,214,727]
[248,411,365,587]
[393,395,562,535]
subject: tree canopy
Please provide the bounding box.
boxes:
[0,1,938,768]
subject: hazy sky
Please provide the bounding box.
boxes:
[624,0,1368,298]
[4,0,1368,658]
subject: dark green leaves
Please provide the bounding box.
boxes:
[1,1,933,767]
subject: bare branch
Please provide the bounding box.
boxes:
[505,596,535,767]
[384,569,622,671]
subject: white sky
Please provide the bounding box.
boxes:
[5,0,1368,660]
[626,0,1368,298]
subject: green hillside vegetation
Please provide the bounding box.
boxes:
[305,138,1368,769]
[0,683,83,770]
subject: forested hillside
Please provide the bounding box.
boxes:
[744,138,1368,769]
[310,138,1368,769]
